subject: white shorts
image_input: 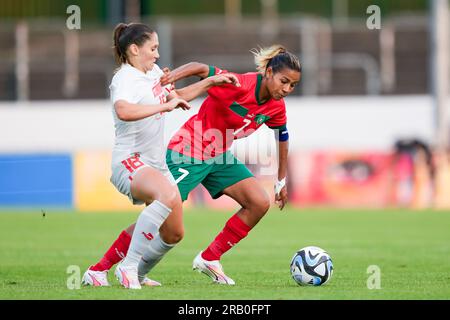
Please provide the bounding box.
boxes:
[110,154,176,205]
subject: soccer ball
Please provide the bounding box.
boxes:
[290,246,333,286]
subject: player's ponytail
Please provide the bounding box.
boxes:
[252,44,301,75]
[113,22,155,65]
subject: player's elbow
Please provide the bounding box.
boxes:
[114,101,131,121]
[189,61,209,78]
[116,111,131,122]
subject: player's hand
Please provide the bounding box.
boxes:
[166,98,190,112]
[275,185,288,210]
[160,67,176,86]
[209,73,241,87]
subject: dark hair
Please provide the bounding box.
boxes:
[251,45,301,74]
[113,23,155,65]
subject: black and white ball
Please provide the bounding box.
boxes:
[290,246,333,286]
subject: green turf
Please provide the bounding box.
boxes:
[0,207,449,300]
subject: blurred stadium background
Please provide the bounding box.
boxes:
[0,0,449,212]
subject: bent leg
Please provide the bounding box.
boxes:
[121,167,179,268]
[201,177,270,261]
[221,177,270,228]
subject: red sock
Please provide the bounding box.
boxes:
[90,230,131,271]
[201,214,251,261]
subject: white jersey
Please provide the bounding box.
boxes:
[109,63,172,172]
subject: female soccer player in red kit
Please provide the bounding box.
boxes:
[87,44,300,286]
[156,45,300,285]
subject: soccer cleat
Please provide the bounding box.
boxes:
[192,251,235,285]
[81,267,110,287]
[140,277,162,287]
[114,263,141,289]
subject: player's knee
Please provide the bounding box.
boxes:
[261,197,271,214]
[170,228,184,244]
[161,227,184,244]
[253,193,270,215]
[157,189,179,209]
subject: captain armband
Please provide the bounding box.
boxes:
[272,125,289,141]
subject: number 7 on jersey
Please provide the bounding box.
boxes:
[233,118,251,136]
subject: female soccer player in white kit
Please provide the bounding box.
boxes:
[82,22,239,289]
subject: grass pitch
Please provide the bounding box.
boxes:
[0,207,449,300]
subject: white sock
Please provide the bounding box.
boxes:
[121,200,171,268]
[138,233,175,281]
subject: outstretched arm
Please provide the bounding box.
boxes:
[168,73,240,102]
[114,98,190,122]
[161,62,210,85]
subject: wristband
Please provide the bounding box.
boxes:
[274,177,286,195]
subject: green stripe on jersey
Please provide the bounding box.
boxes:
[255,73,263,105]
[229,102,249,117]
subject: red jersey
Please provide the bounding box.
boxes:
[167,66,287,160]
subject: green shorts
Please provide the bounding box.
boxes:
[166,149,254,201]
